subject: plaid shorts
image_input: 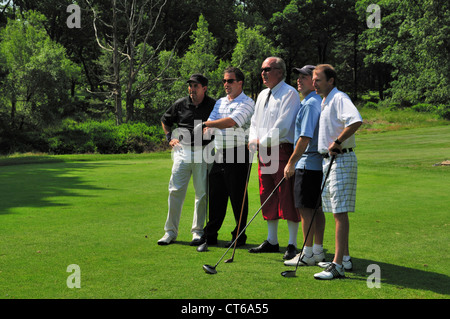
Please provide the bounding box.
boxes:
[322,152,358,214]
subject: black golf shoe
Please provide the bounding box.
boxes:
[283,244,298,260]
[248,240,279,253]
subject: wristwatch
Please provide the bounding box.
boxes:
[334,138,342,145]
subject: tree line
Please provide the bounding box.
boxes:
[0,0,448,154]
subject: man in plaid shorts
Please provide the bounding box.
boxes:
[312,64,363,280]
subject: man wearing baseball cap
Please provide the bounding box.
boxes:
[283,65,326,265]
[158,73,216,246]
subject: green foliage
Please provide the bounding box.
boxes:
[0,2,448,156]
[358,0,450,105]
[412,103,435,113]
[364,101,379,110]
[0,11,81,127]
[232,22,279,97]
[47,120,165,155]
[178,15,218,95]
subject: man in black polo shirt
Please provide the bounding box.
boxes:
[158,74,216,246]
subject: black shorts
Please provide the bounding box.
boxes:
[294,169,323,209]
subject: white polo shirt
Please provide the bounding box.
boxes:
[318,87,363,154]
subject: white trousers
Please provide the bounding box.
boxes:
[164,146,209,239]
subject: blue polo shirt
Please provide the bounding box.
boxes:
[294,91,322,171]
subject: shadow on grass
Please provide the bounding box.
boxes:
[0,156,108,214]
[185,241,449,296]
[342,256,450,296]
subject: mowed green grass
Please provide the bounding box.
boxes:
[0,126,449,299]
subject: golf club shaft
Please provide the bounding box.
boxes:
[229,152,254,260]
[293,155,336,272]
[212,176,286,268]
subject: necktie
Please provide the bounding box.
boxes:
[264,90,272,109]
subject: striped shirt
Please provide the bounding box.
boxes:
[208,91,255,149]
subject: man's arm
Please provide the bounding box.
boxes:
[284,136,311,180]
[328,121,363,155]
[204,118,237,130]
[161,121,180,148]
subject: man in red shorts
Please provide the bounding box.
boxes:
[248,57,301,260]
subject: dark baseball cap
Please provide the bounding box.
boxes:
[187,74,208,86]
[292,65,316,76]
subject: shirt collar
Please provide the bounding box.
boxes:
[323,87,338,105]
[303,91,318,102]
[228,91,246,102]
[270,80,285,96]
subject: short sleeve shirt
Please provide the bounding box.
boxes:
[208,92,255,149]
[294,91,322,171]
[161,95,216,146]
[318,87,363,154]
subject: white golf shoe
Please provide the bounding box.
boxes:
[318,258,353,271]
[284,252,325,267]
[314,263,345,280]
[157,233,176,245]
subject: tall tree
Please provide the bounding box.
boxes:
[0,10,80,129]
[88,0,184,124]
[232,22,279,98]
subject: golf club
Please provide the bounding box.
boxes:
[199,164,210,252]
[203,176,286,275]
[225,152,254,263]
[281,154,336,278]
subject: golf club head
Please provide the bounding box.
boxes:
[203,264,217,275]
[281,270,297,278]
[224,258,234,263]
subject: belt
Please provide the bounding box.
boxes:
[321,148,353,158]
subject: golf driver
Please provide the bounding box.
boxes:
[281,154,336,278]
[224,152,254,263]
[203,176,286,275]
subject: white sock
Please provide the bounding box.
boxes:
[303,246,313,258]
[343,255,351,262]
[267,220,279,245]
[313,244,323,255]
[287,220,299,247]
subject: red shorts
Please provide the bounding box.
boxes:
[257,144,299,222]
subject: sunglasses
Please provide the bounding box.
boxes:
[222,79,238,84]
[261,67,280,73]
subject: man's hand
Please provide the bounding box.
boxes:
[328,141,342,156]
[284,162,295,180]
[169,138,181,149]
[248,139,259,153]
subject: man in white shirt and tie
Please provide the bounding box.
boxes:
[248,57,301,260]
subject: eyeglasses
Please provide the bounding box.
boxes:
[261,67,280,73]
[222,79,237,84]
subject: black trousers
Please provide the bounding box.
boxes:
[204,146,251,244]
